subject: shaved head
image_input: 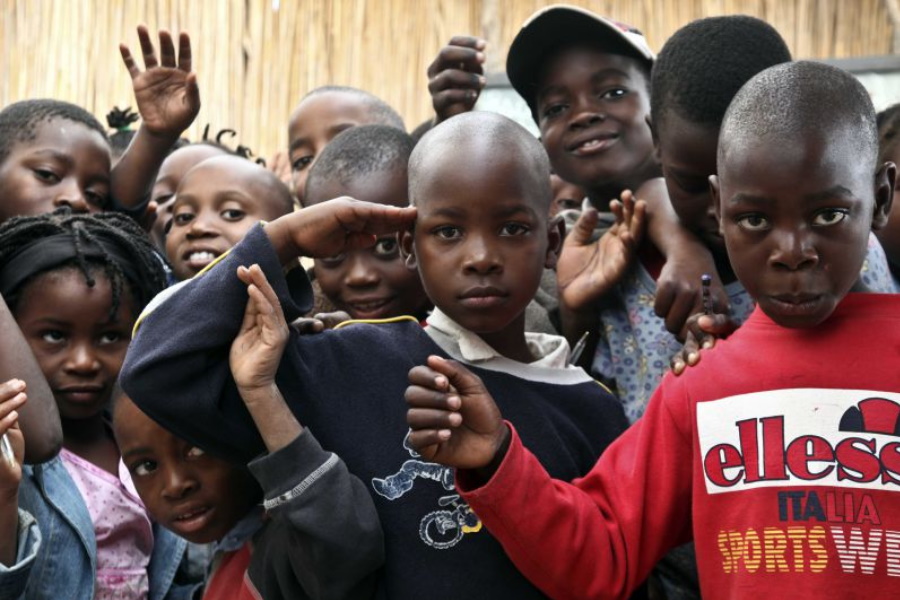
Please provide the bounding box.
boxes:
[720,61,878,178]
[409,111,551,210]
[184,155,294,216]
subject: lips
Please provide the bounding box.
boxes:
[344,296,395,319]
[764,293,827,321]
[459,286,508,309]
[567,131,618,156]
[55,384,104,405]
[170,505,213,535]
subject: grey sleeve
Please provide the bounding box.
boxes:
[247,430,384,600]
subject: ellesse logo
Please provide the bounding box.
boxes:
[698,390,900,494]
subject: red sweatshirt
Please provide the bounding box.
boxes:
[459,293,900,599]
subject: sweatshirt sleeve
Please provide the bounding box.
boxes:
[457,377,695,600]
[0,508,42,600]
[247,430,384,600]
[119,224,314,462]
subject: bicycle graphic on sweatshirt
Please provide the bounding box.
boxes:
[372,430,483,549]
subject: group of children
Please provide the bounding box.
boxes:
[0,4,897,600]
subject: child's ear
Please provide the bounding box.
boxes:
[871,161,896,230]
[399,228,418,271]
[544,215,565,269]
[648,115,662,165]
[710,175,723,236]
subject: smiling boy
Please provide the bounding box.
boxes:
[121,111,633,599]
[404,61,900,599]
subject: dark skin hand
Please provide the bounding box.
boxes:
[639,178,730,340]
[112,25,200,217]
[427,36,486,124]
[0,379,27,567]
[669,311,737,375]
[406,355,510,484]
[557,190,646,347]
[291,310,352,334]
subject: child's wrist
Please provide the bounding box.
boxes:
[137,123,182,146]
[237,381,280,405]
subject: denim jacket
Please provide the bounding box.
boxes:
[0,455,199,600]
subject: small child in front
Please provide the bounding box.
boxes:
[121,111,632,599]
[404,61,900,599]
[303,125,430,321]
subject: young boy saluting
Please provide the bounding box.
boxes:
[121,111,635,599]
[404,61,900,599]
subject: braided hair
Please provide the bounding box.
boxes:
[106,106,140,159]
[0,209,167,319]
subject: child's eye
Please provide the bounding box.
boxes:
[221,208,246,221]
[541,103,567,120]
[41,330,65,344]
[318,253,346,267]
[99,331,125,345]
[600,88,628,100]
[736,214,770,231]
[186,446,206,459]
[132,460,157,477]
[812,208,848,226]
[86,190,108,209]
[373,237,399,257]
[172,211,195,227]
[500,223,530,236]
[432,226,462,240]
[291,156,314,172]
[33,168,60,183]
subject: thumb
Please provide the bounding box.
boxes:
[566,200,599,247]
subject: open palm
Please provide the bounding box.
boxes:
[557,191,646,313]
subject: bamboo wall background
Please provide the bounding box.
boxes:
[0,0,894,158]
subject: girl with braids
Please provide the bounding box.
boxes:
[0,209,202,599]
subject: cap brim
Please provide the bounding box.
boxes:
[506,5,654,112]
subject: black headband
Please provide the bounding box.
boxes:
[0,233,143,299]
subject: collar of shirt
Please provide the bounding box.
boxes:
[425,307,571,369]
[213,505,265,555]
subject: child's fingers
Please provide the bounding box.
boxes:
[0,379,26,402]
[119,44,140,79]
[425,355,485,398]
[407,430,450,454]
[447,35,487,51]
[405,384,461,411]
[0,393,26,428]
[407,364,451,393]
[427,43,485,78]
[247,265,283,315]
[158,29,176,67]
[137,25,158,69]
[407,407,463,430]
[564,204,600,248]
[177,31,192,72]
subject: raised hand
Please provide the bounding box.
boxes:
[265,197,417,265]
[557,190,646,314]
[0,380,26,496]
[230,265,290,396]
[405,356,508,470]
[120,25,200,140]
[427,36,486,124]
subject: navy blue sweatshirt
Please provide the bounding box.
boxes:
[121,224,629,600]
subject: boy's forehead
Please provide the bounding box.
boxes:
[289,93,371,133]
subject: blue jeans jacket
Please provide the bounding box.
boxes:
[0,455,199,600]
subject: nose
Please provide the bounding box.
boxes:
[344,254,379,288]
[64,342,101,376]
[769,228,818,271]
[569,95,605,129]
[52,179,89,213]
[462,235,502,275]
[161,466,198,500]
[186,211,218,239]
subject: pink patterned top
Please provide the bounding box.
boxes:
[60,448,153,600]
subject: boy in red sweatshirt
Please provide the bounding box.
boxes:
[404,60,899,599]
